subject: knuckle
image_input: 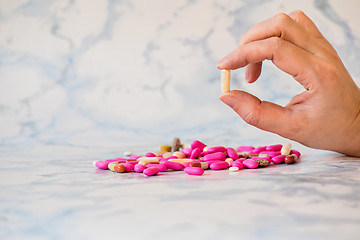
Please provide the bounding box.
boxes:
[274,12,290,30]
[291,10,306,19]
[267,37,284,54]
[243,109,260,126]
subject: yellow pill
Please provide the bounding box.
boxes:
[160,145,172,152]
[221,69,231,93]
[168,158,193,164]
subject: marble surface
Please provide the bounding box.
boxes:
[1,0,360,239]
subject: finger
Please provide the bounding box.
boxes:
[288,10,325,39]
[219,90,296,137]
[245,62,262,83]
[239,12,324,56]
[217,37,317,89]
[288,10,334,50]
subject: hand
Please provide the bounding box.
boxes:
[217,10,360,157]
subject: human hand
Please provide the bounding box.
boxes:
[217,10,360,157]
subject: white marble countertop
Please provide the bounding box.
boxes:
[1,0,360,239]
[1,144,360,240]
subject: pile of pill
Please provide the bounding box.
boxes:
[93,138,301,176]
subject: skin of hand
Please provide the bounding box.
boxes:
[217,10,360,157]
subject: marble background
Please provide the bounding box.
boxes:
[1,1,360,239]
[1,0,360,152]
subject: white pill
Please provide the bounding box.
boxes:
[281,142,292,155]
[221,69,231,93]
[124,151,133,156]
[229,167,239,172]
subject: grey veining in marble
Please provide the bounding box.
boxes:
[1,0,360,239]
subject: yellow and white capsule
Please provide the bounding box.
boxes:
[221,69,231,93]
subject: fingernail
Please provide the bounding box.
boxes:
[219,93,236,109]
[216,57,226,69]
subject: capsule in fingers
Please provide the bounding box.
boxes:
[221,69,231,93]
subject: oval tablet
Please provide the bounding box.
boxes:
[243,159,259,169]
[190,148,201,159]
[143,167,160,176]
[146,164,167,172]
[184,167,204,176]
[210,161,229,170]
[95,161,108,170]
[226,147,239,160]
[272,155,286,164]
[207,146,226,154]
[164,161,184,171]
[203,152,227,161]
[266,144,282,151]
[190,140,206,151]
[134,164,146,173]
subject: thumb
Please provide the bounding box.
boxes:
[220,90,296,137]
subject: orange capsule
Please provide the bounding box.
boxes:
[114,163,126,173]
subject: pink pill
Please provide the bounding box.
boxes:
[236,158,246,164]
[290,150,301,158]
[191,140,206,151]
[164,161,184,171]
[266,144,282,151]
[207,146,226,154]
[203,152,227,161]
[182,148,193,156]
[182,161,192,168]
[226,147,239,160]
[184,167,205,176]
[231,161,243,169]
[205,160,224,166]
[251,146,267,154]
[126,160,139,166]
[200,150,209,157]
[164,156,178,160]
[121,163,134,172]
[134,164,146,173]
[143,167,160,176]
[259,151,281,158]
[146,164,167,172]
[145,152,157,157]
[128,155,140,160]
[272,155,286,164]
[190,148,201,159]
[237,146,254,152]
[95,161,109,170]
[210,161,229,170]
[243,159,259,169]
